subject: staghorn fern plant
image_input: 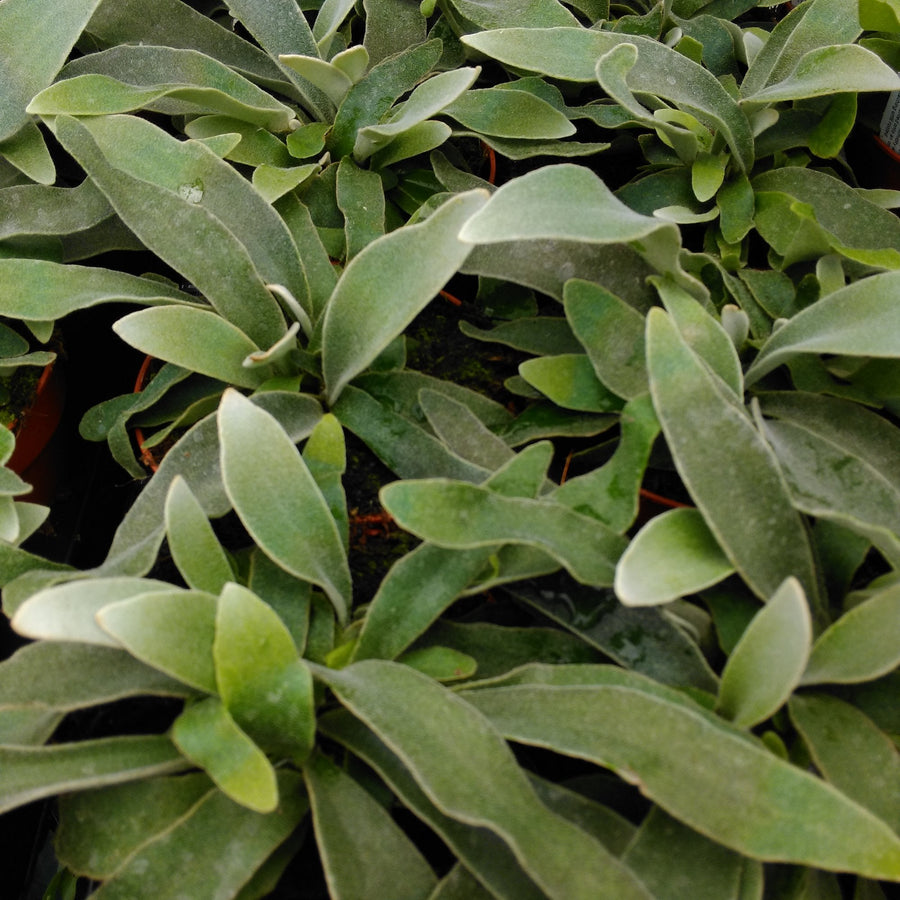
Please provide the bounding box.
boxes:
[1,0,899,898]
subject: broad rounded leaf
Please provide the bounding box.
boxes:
[801,583,900,685]
[717,577,812,729]
[616,507,735,607]
[171,696,278,813]
[115,307,266,389]
[519,354,624,412]
[459,163,673,245]
[97,590,219,693]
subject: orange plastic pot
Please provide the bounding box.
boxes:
[7,362,66,505]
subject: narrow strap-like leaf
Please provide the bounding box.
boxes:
[647,308,821,613]
[305,752,438,900]
[0,736,187,815]
[316,661,654,900]
[218,390,351,621]
[462,679,900,880]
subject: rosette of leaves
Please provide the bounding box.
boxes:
[2,385,899,898]
[461,0,900,272]
[1,0,595,474]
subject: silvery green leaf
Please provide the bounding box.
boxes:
[10,577,174,646]
[381,479,627,586]
[336,157,385,260]
[716,577,811,729]
[419,389,515,471]
[461,670,900,879]
[564,279,648,400]
[744,44,900,104]
[0,0,102,151]
[218,390,351,622]
[329,40,442,158]
[616,507,736,607]
[33,46,295,131]
[0,259,197,321]
[653,277,742,396]
[85,0,289,90]
[442,0,579,29]
[741,0,862,96]
[314,0,359,56]
[444,88,576,139]
[333,385,490,482]
[317,661,654,899]
[279,55,353,106]
[225,0,331,119]
[362,0,428,66]
[320,709,547,900]
[97,590,219,693]
[114,308,269,390]
[305,752,438,900]
[0,179,112,242]
[61,771,306,893]
[801,583,900,685]
[164,477,234,595]
[459,163,676,246]
[458,164,705,300]
[0,737,187,816]
[647,309,821,611]
[746,271,900,385]
[751,168,900,271]
[354,443,552,663]
[214,582,315,761]
[553,393,660,533]
[519,354,625,413]
[354,67,479,161]
[622,806,752,900]
[0,121,55,185]
[53,115,294,347]
[55,775,214,879]
[790,693,900,833]
[171,697,278,813]
[462,28,753,171]
[322,190,488,403]
[0,641,192,711]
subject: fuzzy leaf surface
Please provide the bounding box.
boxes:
[218,390,351,621]
[461,674,900,879]
[322,190,487,403]
[305,752,438,900]
[616,507,735,606]
[0,736,187,815]
[317,660,653,900]
[716,577,811,729]
[646,308,819,607]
